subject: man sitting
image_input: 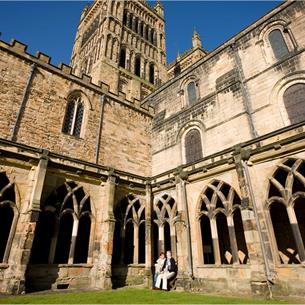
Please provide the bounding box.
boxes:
[154,250,176,291]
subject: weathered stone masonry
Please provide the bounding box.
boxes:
[1,0,305,298]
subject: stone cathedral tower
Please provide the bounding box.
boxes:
[71,0,168,100]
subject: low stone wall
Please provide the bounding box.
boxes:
[111,264,146,288]
[25,264,93,292]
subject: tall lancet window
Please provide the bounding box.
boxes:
[268,29,289,60]
[62,95,84,137]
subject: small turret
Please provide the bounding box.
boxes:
[155,0,164,17]
[192,30,202,49]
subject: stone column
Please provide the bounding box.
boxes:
[144,182,153,286]
[94,173,116,289]
[133,226,139,264]
[227,216,239,264]
[68,217,79,264]
[158,225,164,253]
[2,151,49,294]
[175,170,194,289]
[210,218,221,264]
[233,146,276,296]
[286,206,305,262]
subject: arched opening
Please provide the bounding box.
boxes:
[200,215,214,264]
[138,222,145,264]
[216,213,232,264]
[124,222,134,264]
[233,208,249,264]
[149,63,154,84]
[283,83,305,124]
[270,202,299,264]
[74,215,91,264]
[268,29,289,60]
[119,48,126,68]
[187,81,197,105]
[135,56,141,77]
[184,129,203,164]
[0,204,14,263]
[164,222,171,252]
[54,213,73,264]
[123,10,127,25]
[30,211,56,264]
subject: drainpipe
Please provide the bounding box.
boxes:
[11,63,37,141]
[95,94,106,165]
[241,159,275,297]
[230,43,258,139]
[179,172,194,279]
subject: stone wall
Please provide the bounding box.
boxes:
[146,0,305,175]
[0,40,152,177]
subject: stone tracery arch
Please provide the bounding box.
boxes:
[197,180,248,265]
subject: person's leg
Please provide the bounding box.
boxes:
[152,273,158,288]
[162,272,175,290]
[155,273,162,288]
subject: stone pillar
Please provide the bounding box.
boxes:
[210,218,221,265]
[233,146,275,297]
[227,216,239,264]
[133,226,139,264]
[158,225,164,253]
[144,182,153,286]
[286,206,305,262]
[68,218,79,264]
[94,174,116,289]
[175,170,194,289]
[2,151,49,294]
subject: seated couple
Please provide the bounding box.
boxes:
[153,250,177,291]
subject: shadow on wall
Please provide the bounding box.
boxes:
[111,264,128,289]
[25,264,60,292]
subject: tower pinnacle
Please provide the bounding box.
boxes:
[192,29,202,48]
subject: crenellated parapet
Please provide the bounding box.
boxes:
[0,38,154,116]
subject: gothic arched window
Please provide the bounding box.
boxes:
[283,83,305,125]
[62,95,84,137]
[267,159,305,264]
[268,29,289,60]
[184,129,203,164]
[198,180,248,265]
[187,82,197,105]
[30,181,92,264]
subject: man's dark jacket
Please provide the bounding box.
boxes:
[162,257,176,273]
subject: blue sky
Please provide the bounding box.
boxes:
[0,1,281,65]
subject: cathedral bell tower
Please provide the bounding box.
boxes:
[71,0,168,100]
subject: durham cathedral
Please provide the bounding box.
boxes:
[0,0,305,298]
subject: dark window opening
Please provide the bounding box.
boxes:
[216,213,232,264]
[283,84,305,125]
[119,48,126,68]
[268,29,289,60]
[74,215,91,264]
[185,129,203,164]
[54,213,73,264]
[164,222,171,252]
[187,81,197,105]
[124,222,134,264]
[200,215,214,264]
[153,222,159,263]
[233,209,249,264]
[270,202,299,264]
[30,211,55,264]
[135,56,141,77]
[0,205,14,262]
[139,223,145,263]
[149,64,154,84]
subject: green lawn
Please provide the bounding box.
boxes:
[0,288,290,304]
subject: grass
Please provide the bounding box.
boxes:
[0,288,290,304]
